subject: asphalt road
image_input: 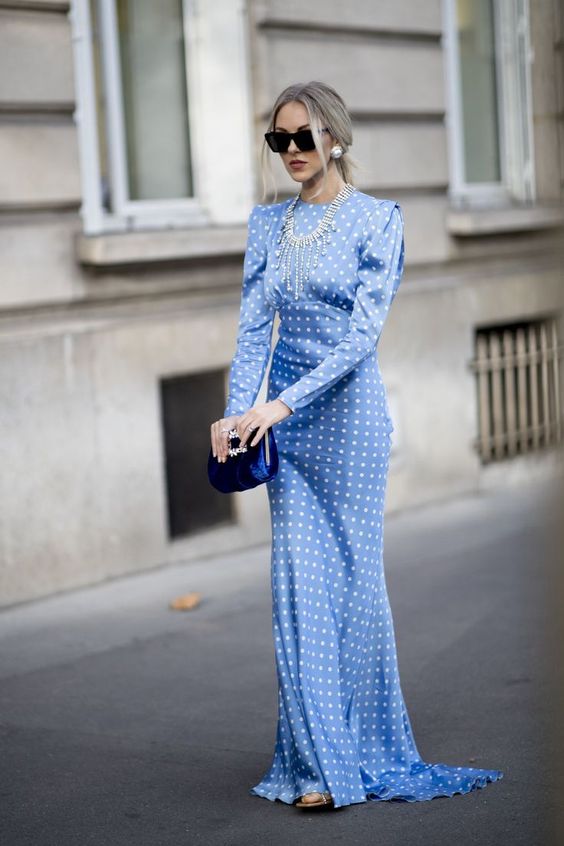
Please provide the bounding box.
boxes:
[1,476,562,846]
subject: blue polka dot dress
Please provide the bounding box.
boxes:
[223,188,504,808]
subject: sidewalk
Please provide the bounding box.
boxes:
[1,478,562,846]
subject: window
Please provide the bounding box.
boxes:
[95,0,194,205]
[70,0,254,234]
[469,317,563,463]
[443,0,535,208]
[160,371,233,539]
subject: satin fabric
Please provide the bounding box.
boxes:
[223,190,504,808]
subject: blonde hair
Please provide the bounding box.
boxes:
[260,81,361,204]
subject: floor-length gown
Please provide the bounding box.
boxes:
[222,189,504,808]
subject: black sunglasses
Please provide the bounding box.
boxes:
[264,128,329,153]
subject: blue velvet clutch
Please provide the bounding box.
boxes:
[207,426,279,493]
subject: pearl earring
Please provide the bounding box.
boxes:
[330,144,344,159]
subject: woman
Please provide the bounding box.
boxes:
[210,81,504,810]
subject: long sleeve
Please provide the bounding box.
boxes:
[276,200,405,413]
[223,204,276,418]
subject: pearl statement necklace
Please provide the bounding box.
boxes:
[275,182,355,300]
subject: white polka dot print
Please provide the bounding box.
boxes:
[223,189,504,808]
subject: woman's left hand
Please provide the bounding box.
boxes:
[237,399,293,449]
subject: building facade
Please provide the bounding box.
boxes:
[0,0,562,607]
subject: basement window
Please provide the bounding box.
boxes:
[159,370,233,539]
[470,316,563,463]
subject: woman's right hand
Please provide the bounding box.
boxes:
[210,415,241,463]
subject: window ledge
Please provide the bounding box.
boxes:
[447,204,564,236]
[76,224,248,268]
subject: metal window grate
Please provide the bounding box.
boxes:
[469,316,563,463]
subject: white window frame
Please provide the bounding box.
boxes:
[443,0,535,209]
[69,0,255,235]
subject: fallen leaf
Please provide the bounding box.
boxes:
[169,591,202,611]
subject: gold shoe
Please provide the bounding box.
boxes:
[295,791,334,809]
